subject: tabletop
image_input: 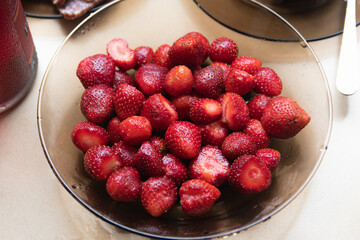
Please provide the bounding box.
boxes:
[1,1,360,239]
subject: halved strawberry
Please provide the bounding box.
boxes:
[106,116,122,145]
[221,132,257,161]
[119,116,152,146]
[149,136,167,157]
[83,145,121,181]
[140,93,178,131]
[224,68,255,95]
[134,63,168,96]
[112,141,137,167]
[243,119,271,150]
[220,92,250,131]
[106,38,136,71]
[247,94,272,120]
[133,141,164,177]
[76,54,116,88]
[227,155,271,194]
[114,83,145,121]
[134,46,154,69]
[164,65,193,97]
[179,179,221,217]
[231,56,262,75]
[141,177,177,217]
[80,84,115,124]
[162,154,188,186]
[189,98,222,125]
[171,94,200,121]
[193,65,224,99]
[113,70,135,89]
[71,121,109,152]
[106,167,142,202]
[152,44,172,69]
[188,145,230,186]
[201,120,229,148]
[209,36,238,64]
[165,121,202,159]
[256,148,281,171]
[253,67,282,96]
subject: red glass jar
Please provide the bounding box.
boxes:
[0,0,38,113]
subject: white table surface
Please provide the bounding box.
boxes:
[1,1,360,239]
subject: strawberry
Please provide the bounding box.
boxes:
[106,38,136,71]
[224,68,255,95]
[113,70,135,89]
[231,56,262,75]
[106,167,142,202]
[171,94,200,121]
[134,63,168,96]
[114,83,145,121]
[133,141,164,177]
[71,121,109,152]
[76,54,116,88]
[209,36,238,64]
[221,132,257,161]
[83,145,121,181]
[243,119,271,150]
[169,32,209,68]
[80,84,115,124]
[119,116,152,146]
[261,96,311,139]
[188,145,230,186]
[140,93,178,131]
[179,179,221,217]
[253,67,282,96]
[211,62,231,79]
[227,155,271,194]
[247,94,272,120]
[189,98,222,125]
[164,65,193,97]
[134,46,154,69]
[152,44,172,69]
[256,148,281,171]
[106,116,122,145]
[149,136,167,156]
[165,121,202,159]
[141,177,177,217]
[193,65,224,99]
[161,154,188,186]
[219,92,250,131]
[200,120,229,148]
[112,141,137,167]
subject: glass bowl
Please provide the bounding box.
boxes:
[37,0,333,239]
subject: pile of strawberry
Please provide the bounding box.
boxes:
[71,32,311,218]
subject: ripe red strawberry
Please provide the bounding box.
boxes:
[227,155,271,194]
[80,84,115,124]
[189,98,222,125]
[106,116,122,145]
[224,68,255,95]
[134,46,154,69]
[106,167,142,202]
[253,67,282,96]
[211,62,231,79]
[247,94,272,120]
[189,145,230,186]
[113,70,135,89]
[152,44,172,69]
[112,141,137,167]
[219,92,250,131]
[149,136,167,156]
[201,120,229,148]
[140,93,178,131]
[161,154,188,186]
[193,65,224,99]
[221,132,257,161]
[133,141,164,177]
[256,148,281,171]
[134,63,168,96]
[171,94,200,120]
[261,96,311,139]
[114,83,145,121]
[231,56,262,75]
[209,36,238,64]
[243,119,271,150]
[165,121,202,159]
[179,179,221,216]
[83,145,121,181]
[164,65,193,97]
[141,177,177,217]
[71,121,109,152]
[119,116,152,146]
[106,38,136,71]
[76,54,116,88]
